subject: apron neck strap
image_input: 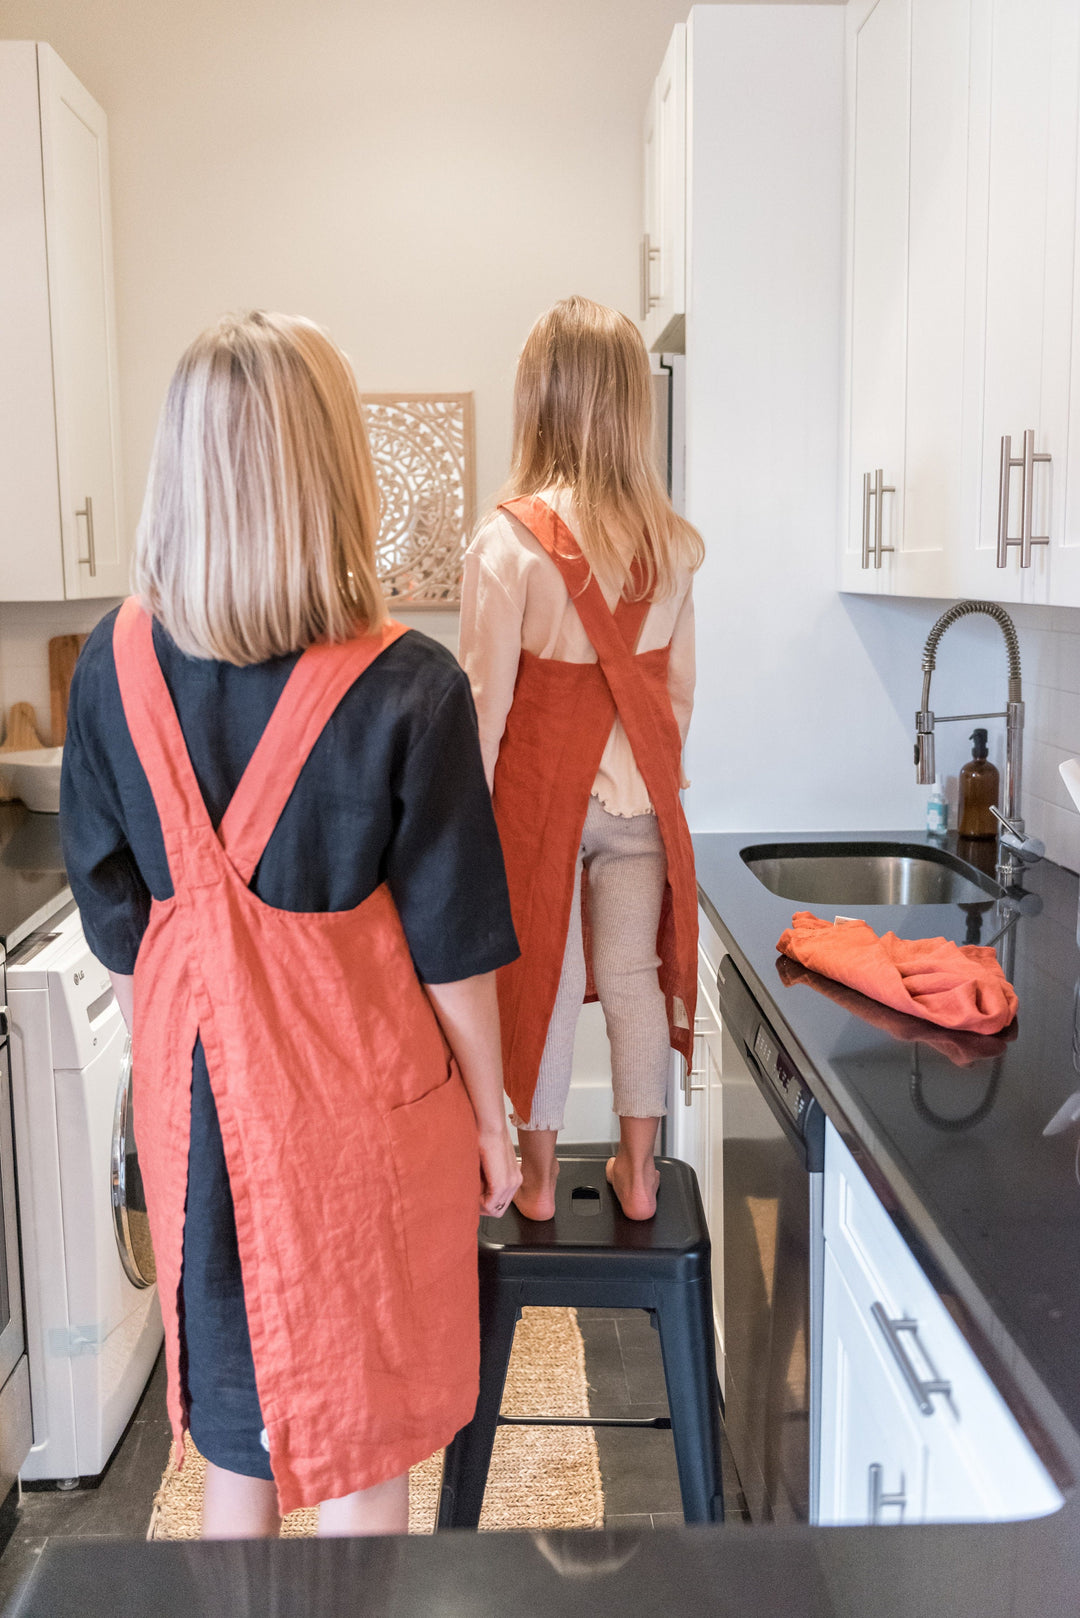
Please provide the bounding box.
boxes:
[499,496,650,653]
[113,598,215,836]
[218,620,409,884]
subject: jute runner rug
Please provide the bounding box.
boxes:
[148,1306,603,1537]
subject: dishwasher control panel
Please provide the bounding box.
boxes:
[716,953,819,1140]
[752,1020,811,1129]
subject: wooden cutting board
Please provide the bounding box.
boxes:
[48,634,87,746]
[0,702,47,800]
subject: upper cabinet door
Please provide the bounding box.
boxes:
[964,0,1080,605]
[892,0,976,600]
[1054,24,1080,604]
[0,43,65,600]
[37,45,127,599]
[841,0,910,595]
[641,25,686,354]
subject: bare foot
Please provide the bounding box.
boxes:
[606,1154,660,1220]
[513,1155,560,1221]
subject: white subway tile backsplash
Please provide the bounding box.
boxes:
[1020,614,1080,872]
[1053,634,1080,695]
[1028,739,1075,813]
[0,599,118,746]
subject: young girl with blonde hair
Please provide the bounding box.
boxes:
[459,295,703,1222]
[60,311,520,1537]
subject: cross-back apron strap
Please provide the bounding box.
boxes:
[218,620,409,884]
[113,597,218,838]
[498,496,650,654]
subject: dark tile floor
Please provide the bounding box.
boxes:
[576,1306,748,1528]
[0,1306,743,1610]
[0,1353,171,1615]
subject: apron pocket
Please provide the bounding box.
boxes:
[385,1064,480,1293]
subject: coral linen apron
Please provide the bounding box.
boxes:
[493,496,698,1124]
[112,599,481,1514]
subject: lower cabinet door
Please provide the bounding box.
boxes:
[819,1245,926,1525]
[668,1029,710,1200]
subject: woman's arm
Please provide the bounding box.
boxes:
[425,972,521,1215]
[109,970,134,1031]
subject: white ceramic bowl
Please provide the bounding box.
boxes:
[0,748,63,813]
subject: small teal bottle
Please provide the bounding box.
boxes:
[926,781,948,838]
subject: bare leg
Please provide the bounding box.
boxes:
[607,1115,662,1221]
[514,1128,560,1220]
[318,1471,409,1536]
[201,1461,281,1539]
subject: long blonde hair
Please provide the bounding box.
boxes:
[505,296,704,598]
[134,310,386,664]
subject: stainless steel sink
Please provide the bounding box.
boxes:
[740,842,1001,906]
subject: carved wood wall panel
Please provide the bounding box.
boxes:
[361,392,474,608]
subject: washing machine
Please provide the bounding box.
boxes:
[7,904,163,1484]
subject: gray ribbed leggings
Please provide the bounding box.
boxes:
[515,795,670,1132]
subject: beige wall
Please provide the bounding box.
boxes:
[1,0,692,532]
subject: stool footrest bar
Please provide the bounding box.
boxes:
[496,1414,672,1430]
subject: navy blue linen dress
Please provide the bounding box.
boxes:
[60,610,518,1480]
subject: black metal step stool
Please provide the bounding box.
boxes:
[436,1155,724,1528]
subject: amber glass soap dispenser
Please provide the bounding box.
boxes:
[958,728,999,839]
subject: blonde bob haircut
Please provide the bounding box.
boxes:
[134,310,387,665]
[505,295,704,600]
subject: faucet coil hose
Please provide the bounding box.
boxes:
[920,600,1022,706]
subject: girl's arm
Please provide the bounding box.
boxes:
[667,584,696,745]
[109,970,134,1031]
[458,544,526,791]
[425,972,521,1215]
[668,586,696,788]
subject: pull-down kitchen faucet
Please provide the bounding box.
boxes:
[914,600,1036,889]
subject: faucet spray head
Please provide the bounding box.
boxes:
[915,716,935,785]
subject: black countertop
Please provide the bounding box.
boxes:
[692,829,1080,1481]
[0,804,69,951]
[18,829,1080,1618]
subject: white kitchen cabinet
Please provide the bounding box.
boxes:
[841,0,1080,606]
[670,935,716,1208]
[821,1121,1062,1524]
[1056,64,1080,604]
[892,0,977,600]
[820,1245,926,1524]
[841,0,909,594]
[0,43,127,601]
[964,0,1079,606]
[669,907,729,1382]
[640,25,686,355]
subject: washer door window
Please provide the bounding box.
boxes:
[111,1035,155,1288]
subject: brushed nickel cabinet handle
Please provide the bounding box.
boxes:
[873,468,895,567]
[1020,428,1051,568]
[640,233,661,319]
[861,471,872,568]
[871,1301,951,1416]
[996,434,1025,568]
[76,495,97,578]
[682,1051,706,1105]
[868,1462,907,1524]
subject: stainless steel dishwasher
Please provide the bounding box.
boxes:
[715,952,824,1524]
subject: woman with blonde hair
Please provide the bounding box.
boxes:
[59,311,520,1537]
[459,295,703,1222]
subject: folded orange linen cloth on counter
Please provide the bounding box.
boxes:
[774,954,1018,1067]
[775,912,1018,1037]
